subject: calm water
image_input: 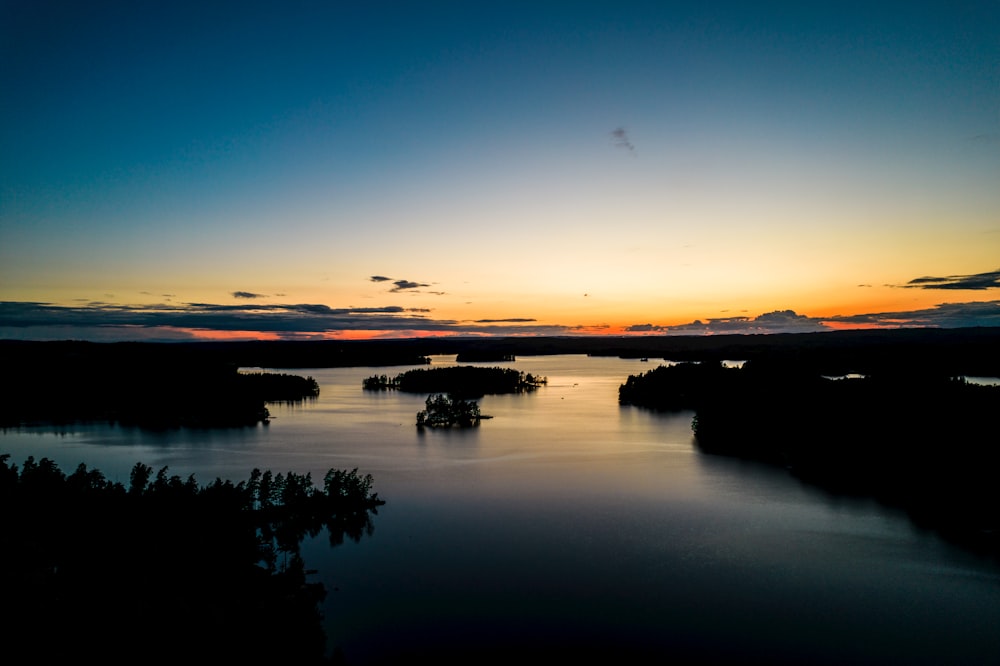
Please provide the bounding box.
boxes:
[3,355,999,664]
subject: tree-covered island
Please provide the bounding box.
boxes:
[0,454,384,664]
[415,393,492,428]
[619,361,1000,558]
[364,365,545,428]
[362,365,546,398]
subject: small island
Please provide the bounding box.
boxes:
[416,393,492,428]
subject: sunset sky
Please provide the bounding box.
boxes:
[2,1,999,341]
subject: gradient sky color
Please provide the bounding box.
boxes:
[2,1,999,341]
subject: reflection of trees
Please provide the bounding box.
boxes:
[0,454,383,663]
[619,362,1000,558]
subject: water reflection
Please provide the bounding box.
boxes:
[963,375,1000,386]
[3,354,1000,664]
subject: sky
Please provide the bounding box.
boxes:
[2,1,999,341]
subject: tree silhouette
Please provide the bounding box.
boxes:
[416,393,484,427]
[0,454,384,664]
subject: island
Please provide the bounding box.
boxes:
[362,365,546,398]
[416,393,492,428]
[363,365,545,428]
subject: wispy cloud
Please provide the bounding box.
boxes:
[629,302,1000,335]
[370,274,444,295]
[823,301,1000,328]
[968,133,1000,145]
[232,291,264,299]
[3,300,998,342]
[640,310,830,335]
[611,127,634,152]
[390,280,429,292]
[0,301,565,341]
[900,269,1000,290]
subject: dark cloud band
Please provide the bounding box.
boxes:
[902,269,1000,290]
[633,302,1000,335]
[3,300,998,342]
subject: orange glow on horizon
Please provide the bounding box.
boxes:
[162,319,930,343]
[819,321,898,331]
[179,328,285,341]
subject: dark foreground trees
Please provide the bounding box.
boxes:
[620,362,1000,558]
[0,454,384,664]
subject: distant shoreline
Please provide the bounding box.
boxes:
[2,326,999,375]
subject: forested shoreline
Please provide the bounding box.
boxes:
[619,361,1000,558]
[3,326,1000,375]
[4,330,999,556]
[1,343,320,428]
[5,327,996,429]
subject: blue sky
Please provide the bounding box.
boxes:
[2,1,999,340]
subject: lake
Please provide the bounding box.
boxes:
[3,355,999,664]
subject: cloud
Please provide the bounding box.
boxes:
[656,303,1000,334]
[823,301,1000,328]
[371,274,444,295]
[0,300,570,341]
[628,302,1000,335]
[661,310,830,335]
[611,127,634,152]
[901,269,1000,290]
[968,133,1000,145]
[390,280,428,292]
[232,291,263,299]
[3,300,999,343]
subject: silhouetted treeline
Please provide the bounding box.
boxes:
[4,327,999,373]
[239,370,320,402]
[229,327,1000,374]
[620,362,1000,557]
[416,394,487,428]
[0,342,320,428]
[0,454,384,664]
[363,365,546,398]
[455,351,515,362]
[619,362,738,411]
